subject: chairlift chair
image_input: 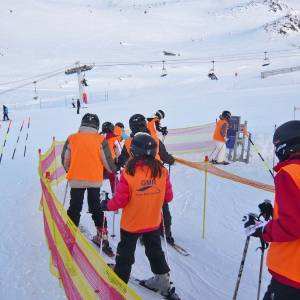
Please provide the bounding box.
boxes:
[160,60,168,77]
[262,51,271,67]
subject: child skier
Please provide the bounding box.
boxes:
[100,132,180,299]
[117,114,176,245]
[147,109,168,138]
[61,113,116,256]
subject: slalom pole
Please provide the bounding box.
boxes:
[202,155,209,239]
[247,133,274,179]
[12,119,25,160]
[0,120,12,164]
[23,117,31,157]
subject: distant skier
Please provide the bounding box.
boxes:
[61,113,116,256]
[3,105,9,121]
[71,98,75,108]
[211,110,231,165]
[147,109,168,139]
[117,114,176,245]
[100,133,180,299]
[243,120,300,300]
[76,98,81,114]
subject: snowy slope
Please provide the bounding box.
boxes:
[0,1,300,299]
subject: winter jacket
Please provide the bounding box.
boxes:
[263,158,300,289]
[213,119,228,142]
[61,126,116,188]
[3,106,8,114]
[105,132,122,161]
[107,161,173,233]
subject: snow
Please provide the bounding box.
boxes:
[0,0,300,299]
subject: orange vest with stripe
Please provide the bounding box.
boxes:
[266,164,300,284]
[121,166,167,232]
[125,136,160,161]
[213,119,228,142]
[66,132,104,182]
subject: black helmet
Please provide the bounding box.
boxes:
[115,122,124,129]
[155,109,165,120]
[101,121,114,134]
[129,114,147,134]
[273,120,300,161]
[130,132,157,158]
[81,113,100,130]
[221,110,231,120]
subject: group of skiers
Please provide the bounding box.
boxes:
[61,109,179,299]
[61,108,300,300]
[71,98,81,114]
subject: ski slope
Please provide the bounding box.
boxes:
[0,1,300,299]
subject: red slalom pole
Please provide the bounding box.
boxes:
[12,119,25,160]
[23,117,31,157]
[0,120,12,164]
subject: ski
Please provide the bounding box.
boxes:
[129,276,181,300]
[168,243,190,256]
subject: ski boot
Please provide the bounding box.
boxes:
[92,227,115,257]
[166,235,175,246]
[144,273,171,293]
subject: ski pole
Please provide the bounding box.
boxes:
[23,117,31,157]
[12,119,24,160]
[0,120,12,164]
[247,133,274,180]
[63,181,69,207]
[257,240,268,300]
[99,191,109,256]
[161,210,170,265]
[233,213,258,300]
[202,155,209,239]
[233,236,250,300]
[111,173,118,238]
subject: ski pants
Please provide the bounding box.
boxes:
[67,188,106,228]
[114,229,170,283]
[160,203,172,238]
[212,141,226,163]
[263,278,300,300]
[3,113,9,121]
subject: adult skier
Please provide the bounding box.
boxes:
[117,114,176,245]
[243,120,300,300]
[100,133,180,299]
[61,113,116,256]
[211,110,231,165]
[76,98,81,114]
[3,105,9,121]
[147,109,168,138]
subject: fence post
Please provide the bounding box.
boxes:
[202,155,209,239]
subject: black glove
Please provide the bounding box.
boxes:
[100,199,109,211]
[161,126,168,136]
[242,213,265,238]
[258,199,273,221]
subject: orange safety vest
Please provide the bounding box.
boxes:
[125,135,160,160]
[107,136,118,160]
[147,117,159,138]
[114,126,123,142]
[213,119,228,142]
[66,132,105,182]
[121,166,167,232]
[266,164,300,284]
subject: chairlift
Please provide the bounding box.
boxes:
[160,60,168,77]
[262,51,271,67]
[33,81,38,100]
[81,72,88,86]
[208,60,218,80]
